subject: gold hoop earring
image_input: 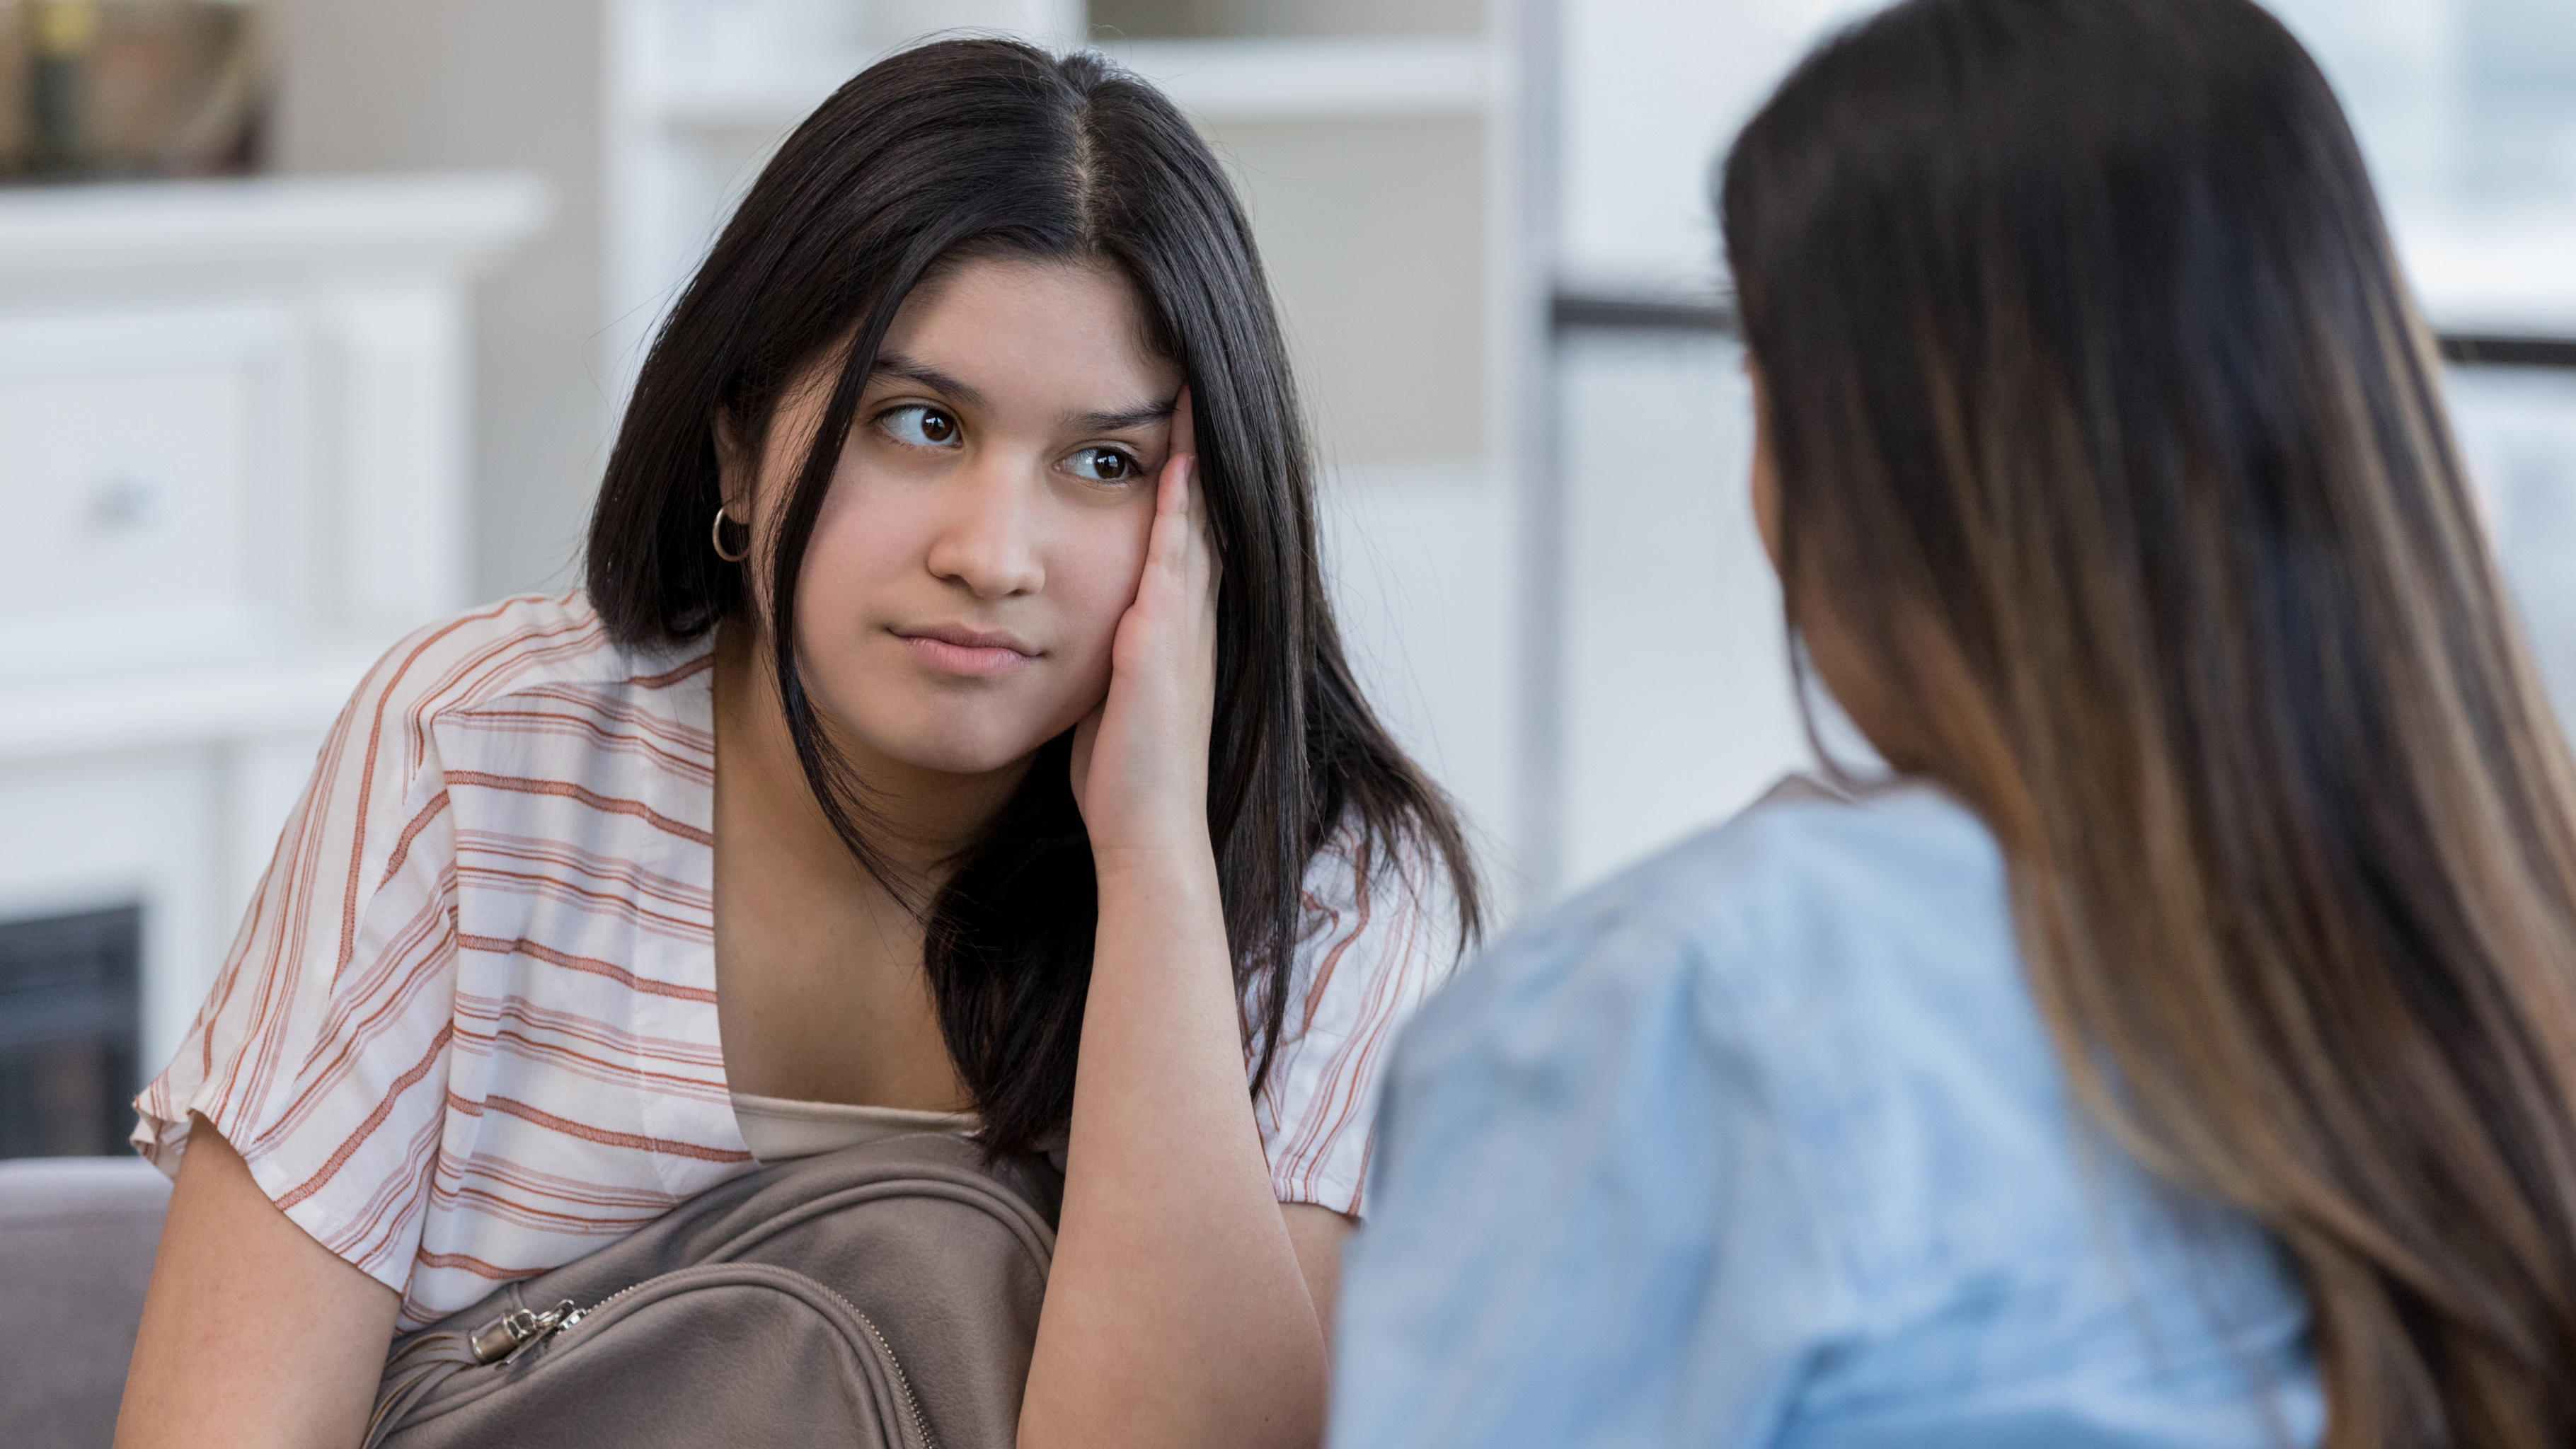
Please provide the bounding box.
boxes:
[711,505,750,562]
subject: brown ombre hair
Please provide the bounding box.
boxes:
[1724,0,2576,1442]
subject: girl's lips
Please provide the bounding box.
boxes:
[895,629,1039,678]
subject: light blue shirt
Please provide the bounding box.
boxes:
[1330,778,2323,1449]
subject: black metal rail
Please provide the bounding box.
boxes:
[1549,293,1740,333]
[1552,292,2576,370]
[2439,334,2576,369]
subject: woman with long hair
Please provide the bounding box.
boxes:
[1332,0,2576,1444]
[113,38,1476,1449]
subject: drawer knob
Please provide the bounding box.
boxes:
[87,464,174,534]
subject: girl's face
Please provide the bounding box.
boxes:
[722,258,1183,778]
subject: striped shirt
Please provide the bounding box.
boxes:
[134,591,1459,1329]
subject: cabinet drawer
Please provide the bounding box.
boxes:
[0,307,292,677]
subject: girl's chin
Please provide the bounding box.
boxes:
[861,718,1069,779]
[889,746,1042,778]
[810,685,1092,779]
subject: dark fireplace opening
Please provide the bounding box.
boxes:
[0,905,144,1159]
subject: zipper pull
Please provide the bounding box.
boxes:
[466,1299,580,1364]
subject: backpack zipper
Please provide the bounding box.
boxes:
[840,1292,938,1449]
[466,1299,579,1364]
[470,1276,940,1448]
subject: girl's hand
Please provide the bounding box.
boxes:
[1070,387,1220,862]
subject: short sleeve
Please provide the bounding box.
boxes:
[1323,909,1856,1449]
[1249,828,1466,1218]
[133,628,466,1296]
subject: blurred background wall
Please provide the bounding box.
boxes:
[1546,0,2576,892]
[0,0,2570,1158]
[268,0,610,605]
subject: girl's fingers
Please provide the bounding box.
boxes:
[1187,463,1217,580]
[1147,454,1195,573]
[1143,382,1195,572]
[1158,387,1200,564]
[1135,382,1213,611]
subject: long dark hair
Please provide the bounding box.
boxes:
[1725,0,2576,1442]
[586,37,1479,1155]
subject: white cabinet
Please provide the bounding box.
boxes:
[0,176,547,679]
[0,174,547,1073]
[0,305,292,680]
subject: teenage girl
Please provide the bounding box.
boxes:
[1333,0,2576,1444]
[114,40,1476,1449]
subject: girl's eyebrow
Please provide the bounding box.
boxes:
[868,352,987,409]
[1067,397,1178,433]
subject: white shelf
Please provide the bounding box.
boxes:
[0,654,373,763]
[643,35,1493,132]
[1101,36,1490,122]
[2394,208,2576,340]
[0,173,553,291]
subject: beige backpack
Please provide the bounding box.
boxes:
[364,1132,1059,1449]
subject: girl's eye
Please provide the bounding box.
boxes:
[1065,446,1142,483]
[879,405,960,448]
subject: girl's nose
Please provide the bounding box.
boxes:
[923,459,1045,599]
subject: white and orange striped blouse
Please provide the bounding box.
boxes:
[134,591,1459,1329]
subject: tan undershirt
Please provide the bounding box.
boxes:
[726,1090,979,1165]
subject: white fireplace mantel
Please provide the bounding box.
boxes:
[0,172,550,1075]
[0,173,550,296]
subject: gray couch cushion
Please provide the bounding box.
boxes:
[0,1156,173,1449]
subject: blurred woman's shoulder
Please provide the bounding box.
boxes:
[1356,773,2318,1446]
[1408,773,2014,1068]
